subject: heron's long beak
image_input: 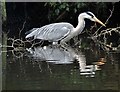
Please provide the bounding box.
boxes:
[94,17,106,27]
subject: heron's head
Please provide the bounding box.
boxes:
[79,11,106,27]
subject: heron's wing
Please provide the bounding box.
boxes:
[26,23,73,41]
[37,23,73,41]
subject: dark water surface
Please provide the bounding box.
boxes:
[2,38,120,91]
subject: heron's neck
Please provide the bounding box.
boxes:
[74,18,85,34]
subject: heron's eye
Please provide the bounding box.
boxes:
[86,12,94,18]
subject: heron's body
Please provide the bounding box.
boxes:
[25,12,105,44]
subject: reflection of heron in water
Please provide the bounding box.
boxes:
[27,45,101,77]
[25,12,105,45]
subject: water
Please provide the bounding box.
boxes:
[2,37,120,91]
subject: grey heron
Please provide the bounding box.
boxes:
[25,11,106,44]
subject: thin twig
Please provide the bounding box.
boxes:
[93,4,114,36]
[19,20,26,38]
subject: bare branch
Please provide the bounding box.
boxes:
[19,20,26,38]
[93,4,114,36]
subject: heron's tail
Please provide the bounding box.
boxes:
[25,28,38,39]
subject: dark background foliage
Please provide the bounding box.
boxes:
[3,2,120,38]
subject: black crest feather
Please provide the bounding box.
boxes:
[86,12,94,18]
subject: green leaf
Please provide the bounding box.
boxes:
[66,7,69,11]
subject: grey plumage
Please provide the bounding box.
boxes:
[26,22,73,42]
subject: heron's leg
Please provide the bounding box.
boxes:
[49,42,60,48]
[51,42,60,47]
[52,42,58,45]
[51,41,69,50]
